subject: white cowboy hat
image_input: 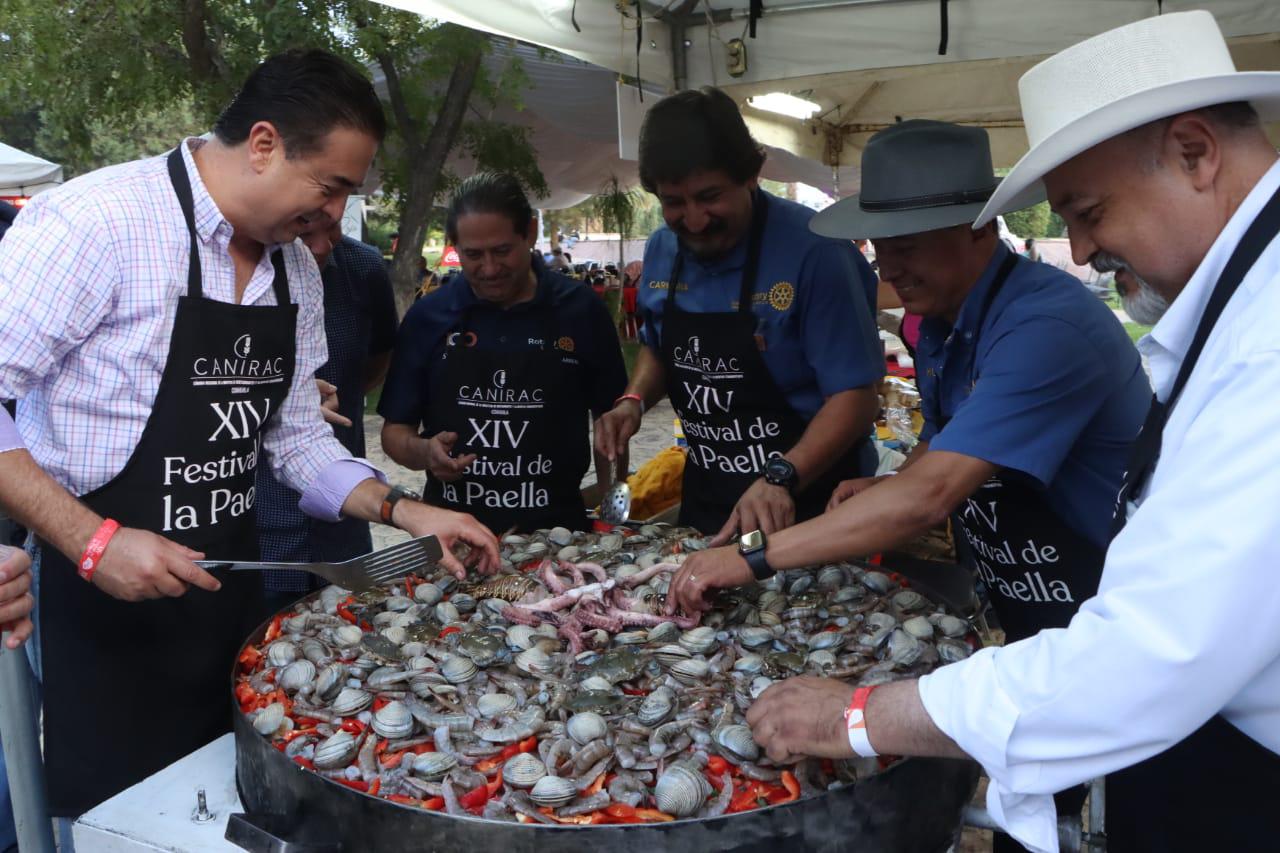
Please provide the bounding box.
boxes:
[975,10,1280,227]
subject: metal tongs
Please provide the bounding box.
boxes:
[197,535,443,590]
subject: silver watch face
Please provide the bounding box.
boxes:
[740,529,764,551]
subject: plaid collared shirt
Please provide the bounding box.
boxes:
[0,137,351,497]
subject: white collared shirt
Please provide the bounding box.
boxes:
[0,138,372,509]
[916,157,1280,852]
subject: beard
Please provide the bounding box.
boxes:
[1092,252,1170,326]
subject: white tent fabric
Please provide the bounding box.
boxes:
[377,0,1280,193]
[369,41,858,208]
[0,142,62,196]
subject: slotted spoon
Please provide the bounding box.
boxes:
[600,458,631,525]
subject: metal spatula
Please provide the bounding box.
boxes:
[197,535,443,590]
[600,458,631,525]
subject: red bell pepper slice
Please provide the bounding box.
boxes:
[517,735,538,753]
[423,796,445,811]
[459,783,491,811]
[604,803,637,819]
[340,719,366,734]
[332,777,368,793]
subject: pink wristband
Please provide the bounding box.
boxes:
[78,519,120,583]
[614,393,645,414]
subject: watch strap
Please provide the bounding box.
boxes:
[380,486,414,525]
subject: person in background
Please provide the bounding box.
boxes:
[594,87,883,539]
[1022,237,1042,262]
[548,246,571,272]
[621,260,641,340]
[256,219,398,614]
[380,172,627,534]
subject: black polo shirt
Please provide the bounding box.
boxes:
[379,259,627,433]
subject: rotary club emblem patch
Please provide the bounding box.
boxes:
[767,281,795,311]
[555,336,576,352]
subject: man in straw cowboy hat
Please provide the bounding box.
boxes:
[739,10,1280,851]
[667,115,1152,849]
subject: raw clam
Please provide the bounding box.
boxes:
[312,663,348,701]
[653,644,692,668]
[903,616,935,639]
[503,752,547,789]
[440,655,478,684]
[887,629,923,666]
[266,641,298,667]
[654,763,711,818]
[547,527,574,546]
[411,751,458,780]
[371,700,414,739]
[529,774,578,807]
[566,712,607,745]
[334,625,364,647]
[314,730,361,769]
[476,693,518,719]
[636,687,676,726]
[714,724,760,763]
[413,582,443,606]
[253,702,287,737]
[330,687,373,717]
[278,659,317,694]
[670,658,710,684]
[646,622,680,644]
[738,626,774,649]
[678,626,718,655]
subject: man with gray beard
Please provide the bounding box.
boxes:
[1092,251,1171,326]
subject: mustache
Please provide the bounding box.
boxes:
[676,218,727,239]
[1090,251,1130,274]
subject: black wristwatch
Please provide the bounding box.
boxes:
[738,529,775,580]
[380,485,421,525]
[763,457,799,495]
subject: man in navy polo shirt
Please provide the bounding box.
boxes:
[670,120,1150,851]
[380,172,626,534]
[595,87,882,539]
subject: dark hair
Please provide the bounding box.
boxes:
[1199,101,1261,130]
[445,172,534,244]
[213,49,387,158]
[638,87,766,193]
[1024,238,1036,249]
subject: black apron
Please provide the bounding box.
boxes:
[426,291,590,533]
[930,252,1106,644]
[661,195,867,534]
[38,147,297,816]
[1102,185,1280,852]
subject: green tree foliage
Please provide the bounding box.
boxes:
[0,1,545,310]
[1003,200,1052,239]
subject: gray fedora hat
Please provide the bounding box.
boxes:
[810,119,1044,241]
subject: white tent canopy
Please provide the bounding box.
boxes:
[0,141,62,196]
[377,0,1280,194]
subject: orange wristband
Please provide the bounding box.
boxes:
[843,685,880,757]
[78,518,120,583]
[614,393,645,414]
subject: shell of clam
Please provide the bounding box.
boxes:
[440,655,478,684]
[253,702,287,737]
[371,700,414,739]
[654,763,711,817]
[678,626,718,655]
[331,687,373,717]
[414,582,443,606]
[503,752,547,789]
[476,692,518,719]
[278,659,316,694]
[529,774,578,807]
[412,751,458,780]
[566,712,607,745]
[314,730,361,769]
[714,724,760,763]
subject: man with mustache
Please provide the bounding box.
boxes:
[668,119,1150,849]
[741,12,1280,851]
[0,50,499,821]
[595,87,882,539]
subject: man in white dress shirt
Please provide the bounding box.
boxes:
[744,12,1280,852]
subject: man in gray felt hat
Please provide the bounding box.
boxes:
[670,120,1151,846]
